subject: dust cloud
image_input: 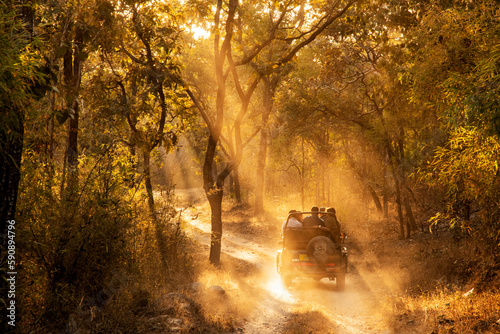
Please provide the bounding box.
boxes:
[162,136,412,333]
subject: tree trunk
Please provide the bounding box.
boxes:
[62,26,83,195]
[254,126,268,213]
[208,189,223,265]
[321,161,326,204]
[143,148,156,220]
[383,189,389,218]
[204,135,222,266]
[255,76,276,214]
[383,166,389,218]
[367,184,383,213]
[301,138,306,210]
[228,172,234,194]
[393,173,405,239]
[65,100,79,192]
[403,196,417,233]
[233,167,241,203]
[143,147,170,273]
[0,108,23,242]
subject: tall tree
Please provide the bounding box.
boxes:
[82,0,191,271]
[254,62,289,214]
[0,1,50,331]
[408,0,500,245]
[185,0,357,265]
[273,5,429,237]
[0,1,48,245]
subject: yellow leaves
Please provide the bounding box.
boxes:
[429,126,500,205]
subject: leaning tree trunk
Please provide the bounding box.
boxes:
[367,184,383,213]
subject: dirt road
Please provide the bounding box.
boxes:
[179,198,398,334]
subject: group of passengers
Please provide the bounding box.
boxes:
[282,206,342,243]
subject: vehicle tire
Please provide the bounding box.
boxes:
[336,274,345,291]
[306,236,336,266]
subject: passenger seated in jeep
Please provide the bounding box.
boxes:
[302,206,324,228]
[323,207,342,243]
[282,209,302,234]
[319,207,327,220]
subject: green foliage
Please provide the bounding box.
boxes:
[0,2,48,134]
[421,127,500,244]
[17,145,135,330]
[9,1,198,330]
[442,42,500,136]
[17,141,194,331]
[406,1,500,245]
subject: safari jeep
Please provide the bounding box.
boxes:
[276,212,348,290]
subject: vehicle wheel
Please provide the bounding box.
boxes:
[336,274,345,291]
[306,236,336,266]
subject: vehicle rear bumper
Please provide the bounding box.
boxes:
[282,263,346,277]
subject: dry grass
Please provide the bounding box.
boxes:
[339,209,500,334]
[365,227,500,333]
[389,288,500,333]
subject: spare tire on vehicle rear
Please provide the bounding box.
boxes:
[306,236,336,266]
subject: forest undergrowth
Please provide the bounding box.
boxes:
[11,153,230,333]
[10,173,500,334]
[356,215,500,334]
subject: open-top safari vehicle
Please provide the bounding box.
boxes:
[276,211,348,290]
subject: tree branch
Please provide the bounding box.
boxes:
[277,0,357,66]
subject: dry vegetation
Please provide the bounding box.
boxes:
[187,198,500,334]
[350,215,500,334]
[11,178,500,333]
[12,173,500,333]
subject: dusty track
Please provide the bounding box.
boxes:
[177,193,397,334]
